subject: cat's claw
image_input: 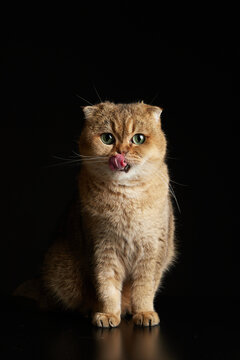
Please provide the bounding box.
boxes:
[133,311,160,327]
[92,312,121,328]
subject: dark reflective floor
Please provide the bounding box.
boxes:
[1,296,240,359]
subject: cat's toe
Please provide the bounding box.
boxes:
[133,311,160,327]
[92,312,121,328]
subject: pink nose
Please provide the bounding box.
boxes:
[109,153,127,171]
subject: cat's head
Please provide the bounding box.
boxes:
[78,101,167,182]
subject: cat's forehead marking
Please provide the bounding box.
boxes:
[115,110,150,138]
[123,115,135,137]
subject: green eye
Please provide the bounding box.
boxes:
[132,134,145,145]
[100,133,115,145]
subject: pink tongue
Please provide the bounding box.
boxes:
[109,154,127,171]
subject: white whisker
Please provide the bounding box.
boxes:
[75,94,94,106]
[47,159,107,168]
[151,167,181,214]
[92,83,102,102]
[46,152,108,168]
[54,154,108,160]
[169,179,188,187]
[71,151,108,160]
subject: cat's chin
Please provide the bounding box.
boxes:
[86,162,146,183]
[109,166,144,183]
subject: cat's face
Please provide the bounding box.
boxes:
[78,102,167,182]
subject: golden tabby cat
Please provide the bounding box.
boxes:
[16,101,175,327]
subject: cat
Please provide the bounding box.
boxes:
[15,101,176,328]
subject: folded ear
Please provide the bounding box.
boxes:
[82,105,98,118]
[151,106,163,123]
[143,104,163,122]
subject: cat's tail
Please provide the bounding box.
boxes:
[13,278,41,302]
[13,278,60,311]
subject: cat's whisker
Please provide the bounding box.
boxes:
[150,168,181,214]
[72,150,82,158]
[166,156,180,160]
[75,94,94,106]
[53,155,80,161]
[56,159,106,164]
[149,92,159,104]
[74,156,108,160]
[148,159,188,186]
[157,171,182,199]
[48,155,108,168]
[54,154,108,161]
[47,159,107,168]
[69,156,108,161]
[71,151,108,160]
[77,159,107,163]
[169,179,188,187]
[92,83,102,102]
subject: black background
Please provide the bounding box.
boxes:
[1,15,240,355]
[1,42,239,313]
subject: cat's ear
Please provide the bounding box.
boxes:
[151,106,163,123]
[82,105,98,118]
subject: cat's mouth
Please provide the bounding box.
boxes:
[122,164,131,173]
[109,154,131,173]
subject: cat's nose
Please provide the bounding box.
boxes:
[116,148,129,155]
[116,151,129,157]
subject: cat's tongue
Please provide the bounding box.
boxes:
[109,154,127,171]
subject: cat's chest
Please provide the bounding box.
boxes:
[84,189,164,241]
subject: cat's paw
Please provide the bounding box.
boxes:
[92,312,121,328]
[133,311,160,327]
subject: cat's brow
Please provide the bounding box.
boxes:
[110,119,117,133]
[99,119,121,139]
[97,119,114,132]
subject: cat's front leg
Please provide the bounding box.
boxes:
[131,257,160,327]
[92,253,123,328]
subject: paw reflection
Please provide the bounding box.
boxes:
[93,320,174,360]
[41,315,176,360]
